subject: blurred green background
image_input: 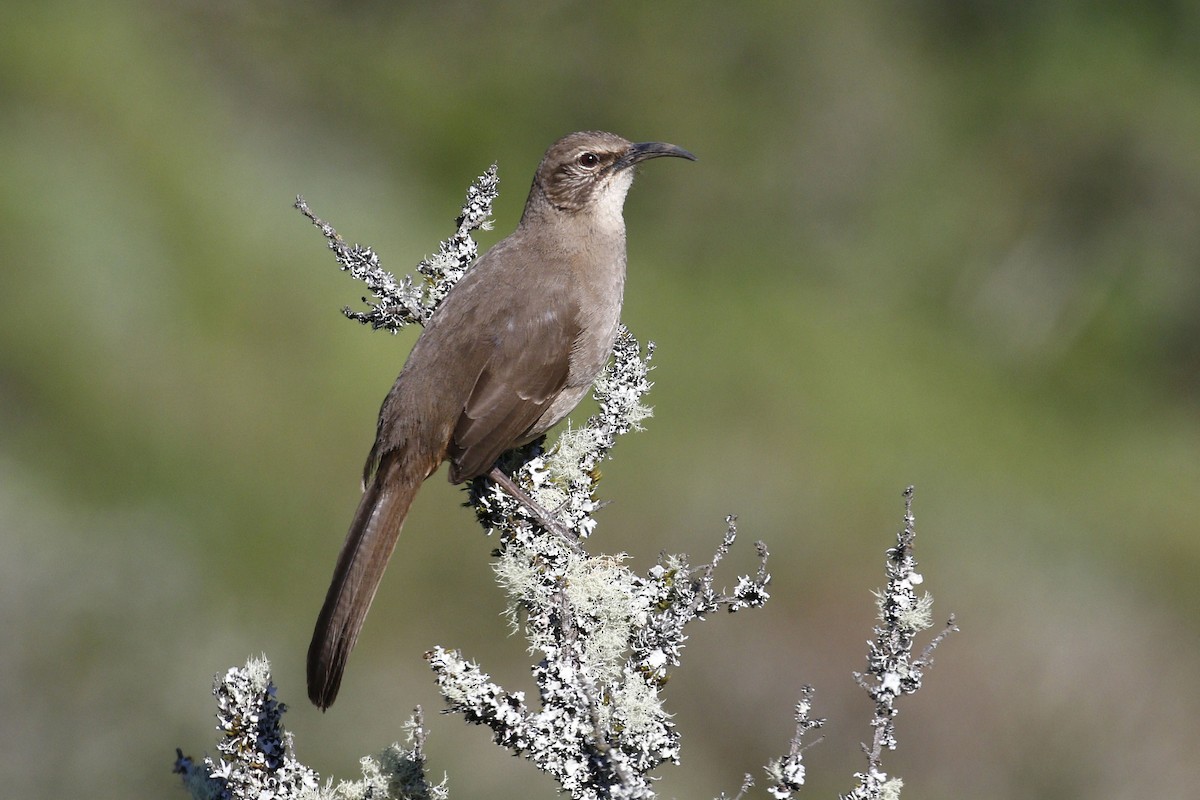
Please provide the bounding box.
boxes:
[2,2,1198,798]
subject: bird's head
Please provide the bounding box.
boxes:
[525,131,695,222]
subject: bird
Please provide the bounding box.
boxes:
[307,130,695,710]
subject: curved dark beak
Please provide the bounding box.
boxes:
[616,141,697,171]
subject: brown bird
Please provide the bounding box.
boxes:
[307,131,695,709]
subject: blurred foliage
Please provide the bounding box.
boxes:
[1,2,1198,799]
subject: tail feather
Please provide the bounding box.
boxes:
[307,457,419,710]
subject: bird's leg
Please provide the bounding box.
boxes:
[487,466,583,550]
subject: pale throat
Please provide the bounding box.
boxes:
[588,169,637,233]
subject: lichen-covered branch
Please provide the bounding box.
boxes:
[294,163,498,332]
[839,487,958,800]
[174,658,445,800]
[762,685,824,799]
[434,360,771,799]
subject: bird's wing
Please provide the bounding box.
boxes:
[448,303,580,482]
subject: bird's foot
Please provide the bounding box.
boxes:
[486,466,584,552]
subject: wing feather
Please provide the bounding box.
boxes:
[448,306,579,481]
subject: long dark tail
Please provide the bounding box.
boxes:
[307,457,421,710]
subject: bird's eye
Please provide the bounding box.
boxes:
[577,152,600,168]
